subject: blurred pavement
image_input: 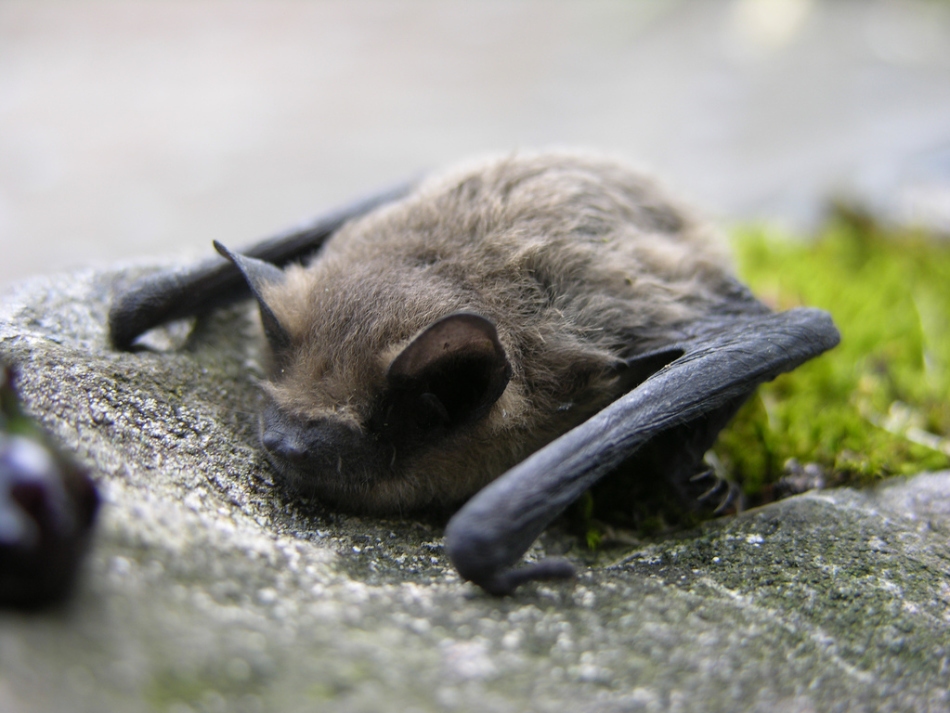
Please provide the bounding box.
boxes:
[2,0,950,289]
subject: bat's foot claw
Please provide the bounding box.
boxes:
[691,468,744,515]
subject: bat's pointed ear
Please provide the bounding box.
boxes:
[388,313,512,426]
[213,241,292,355]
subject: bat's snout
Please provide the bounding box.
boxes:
[260,417,364,473]
[261,429,309,464]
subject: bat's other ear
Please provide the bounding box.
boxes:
[213,241,292,355]
[387,313,512,427]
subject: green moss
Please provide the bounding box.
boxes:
[718,208,950,496]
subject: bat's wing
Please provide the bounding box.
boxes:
[445,307,840,595]
[108,182,413,350]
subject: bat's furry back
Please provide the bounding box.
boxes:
[236,152,762,514]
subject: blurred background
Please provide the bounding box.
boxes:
[2,0,950,290]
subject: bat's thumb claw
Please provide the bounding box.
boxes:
[474,559,576,596]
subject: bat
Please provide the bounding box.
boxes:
[109,152,840,595]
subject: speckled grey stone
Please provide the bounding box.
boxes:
[1,265,949,713]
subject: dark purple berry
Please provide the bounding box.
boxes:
[1,366,99,609]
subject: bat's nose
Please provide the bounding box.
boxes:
[261,430,308,463]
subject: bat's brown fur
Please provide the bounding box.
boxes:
[257,151,744,513]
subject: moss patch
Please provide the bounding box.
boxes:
[717,207,950,499]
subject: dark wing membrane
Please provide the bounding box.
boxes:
[445,307,841,595]
[108,182,414,350]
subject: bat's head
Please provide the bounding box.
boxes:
[215,242,515,513]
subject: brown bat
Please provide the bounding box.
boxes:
[109,152,839,595]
